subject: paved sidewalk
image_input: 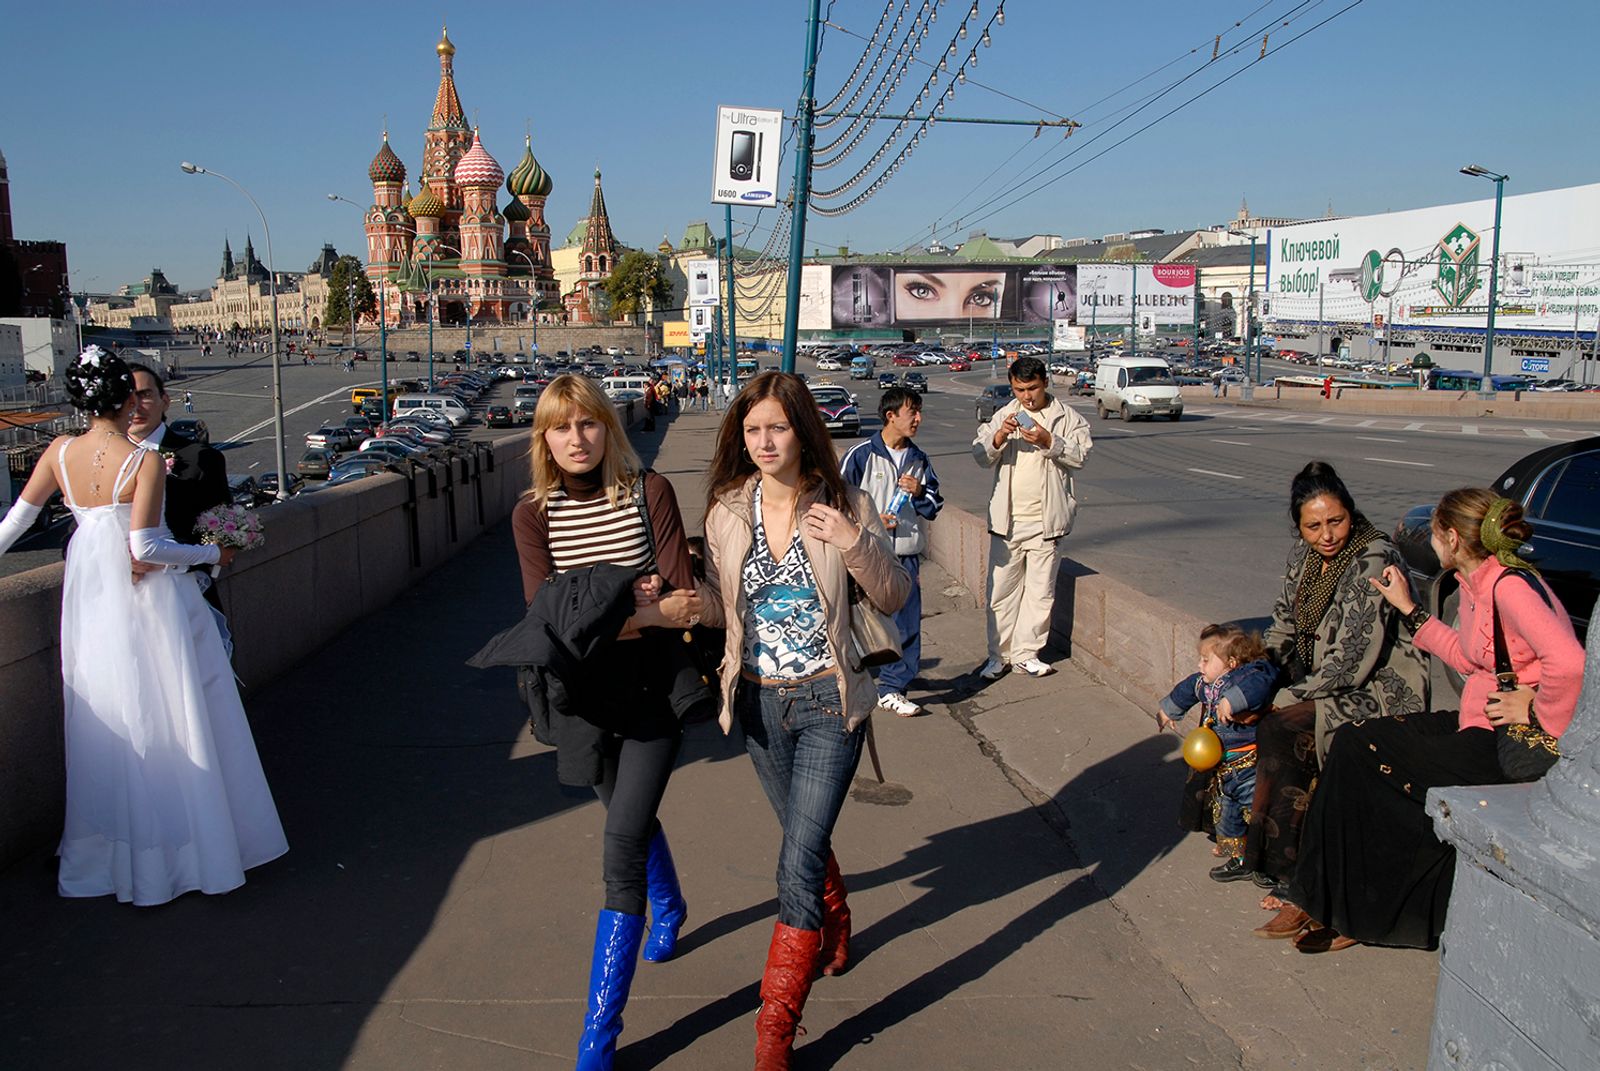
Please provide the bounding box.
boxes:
[0,407,1438,1069]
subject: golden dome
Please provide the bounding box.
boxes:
[436,26,455,57]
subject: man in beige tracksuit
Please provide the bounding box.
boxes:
[971,356,1093,679]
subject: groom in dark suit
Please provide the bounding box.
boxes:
[126,363,231,605]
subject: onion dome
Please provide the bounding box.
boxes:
[501,196,530,222]
[437,25,455,57]
[506,135,553,198]
[408,187,444,218]
[368,133,406,184]
[453,129,503,188]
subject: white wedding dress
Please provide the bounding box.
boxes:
[47,441,288,905]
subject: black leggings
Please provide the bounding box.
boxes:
[592,730,682,915]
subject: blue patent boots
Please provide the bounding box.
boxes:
[575,910,645,1071]
[641,828,688,962]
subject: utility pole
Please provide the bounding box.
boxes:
[724,204,739,367]
[1129,263,1138,359]
[780,0,823,374]
[1318,283,1326,369]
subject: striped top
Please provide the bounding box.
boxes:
[545,488,651,574]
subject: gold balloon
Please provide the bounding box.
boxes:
[1183,726,1223,771]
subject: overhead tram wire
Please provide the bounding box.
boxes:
[889,0,1313,251]
[959,0,1368,233]
[924,0,1327,243]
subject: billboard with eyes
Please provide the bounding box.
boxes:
[809,263,1078,328]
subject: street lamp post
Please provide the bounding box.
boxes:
[509,249,539,356]
[181,162,288,501]
[328,193,388,424]
[1461,165,1509,398]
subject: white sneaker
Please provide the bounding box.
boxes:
[879,692,922,717]
[977,658,1009,681]
[1016,658,1056,678]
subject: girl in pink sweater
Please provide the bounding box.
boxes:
[1285,488,1585,953]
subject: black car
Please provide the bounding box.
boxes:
[257,471,304,499]
[1395,436,1599,682]
[168,418,210,445]
[900,372,928,395]
[975,383,1015,422]
[877,373,898,390]
[485,405,514,428]
[227,475,262,507]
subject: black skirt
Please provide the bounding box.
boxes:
[1242,701,1318,883]
[1289,712,1504,949]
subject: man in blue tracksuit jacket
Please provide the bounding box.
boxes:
[840,386,944,717]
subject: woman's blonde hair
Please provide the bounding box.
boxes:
[525,374,641,509]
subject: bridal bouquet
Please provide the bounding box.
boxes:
[195,505,265,576]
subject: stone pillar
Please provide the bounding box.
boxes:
[1426,600,1600,1070]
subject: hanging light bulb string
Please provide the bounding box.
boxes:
[815,0,906,123]
[813,0,936,157]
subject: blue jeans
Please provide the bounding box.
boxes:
[874,554,922,696]
[737,675,865,931]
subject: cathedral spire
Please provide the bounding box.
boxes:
[431,25,467,131]
[221,236,235,280]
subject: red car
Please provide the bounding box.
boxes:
[948,359,972,371]
[891,355,919,366]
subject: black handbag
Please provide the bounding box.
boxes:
[1489,569,1561,783]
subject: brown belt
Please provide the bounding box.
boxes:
[739,666,838,689]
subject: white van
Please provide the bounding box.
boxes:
[1093,356,1184,422]
[601,375,653,399]
[392,393,471,426]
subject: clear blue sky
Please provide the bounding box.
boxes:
[5,0,1596,293]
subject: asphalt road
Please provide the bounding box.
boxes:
[801,356,1583,624]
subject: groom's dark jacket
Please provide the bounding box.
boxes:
[154,428,231,544]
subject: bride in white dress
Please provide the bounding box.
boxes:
[0,347,286,906]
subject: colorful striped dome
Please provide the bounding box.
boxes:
[453,129,503,188]
[500,196,530,222]
[368,134,406,184]
[506,136,553,198]
[408,188,445,218]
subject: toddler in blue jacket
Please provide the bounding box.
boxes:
[1158,624,1278,883]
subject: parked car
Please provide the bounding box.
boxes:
[227,474,261,507]
[360,437,428,461]
[948,358,972,372]
[169,418,210,445]
[816,356,843,371]
[297,448,338,480]
[891,355,919,367]
[257,471,304,498]
[1394,436,1599,697]
[344,415,374,436]
[900,372,928,394]
[404,350,421,363]
[306,425,359,451]
[877,373,899,389]
[486,405,514,428]
[385,421,453,446]
[810,385,861,437]
[975,383,1015,422]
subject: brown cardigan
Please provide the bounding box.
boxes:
[511,470,692,604]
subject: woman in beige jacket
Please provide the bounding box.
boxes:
[701,371,910,1070]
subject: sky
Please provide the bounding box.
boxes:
[4,0,1598,294]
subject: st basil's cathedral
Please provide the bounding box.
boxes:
[361,27,618,327]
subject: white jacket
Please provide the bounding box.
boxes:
[971,396,1092,541]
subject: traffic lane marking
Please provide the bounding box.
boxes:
[219,380,380,445]
[1210,439,1251,446]
[1187,467,1244,480]
[1356,436,1406,443]
[1364,457,1434,467]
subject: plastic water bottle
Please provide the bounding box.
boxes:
[882,464,920,530]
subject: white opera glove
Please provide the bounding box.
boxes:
[130,527,221,568]
[0,499,43,557]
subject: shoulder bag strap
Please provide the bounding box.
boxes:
[635,471,660,575]
[1490,569,1553,689]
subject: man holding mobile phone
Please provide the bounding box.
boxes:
[972,356,1093,679]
